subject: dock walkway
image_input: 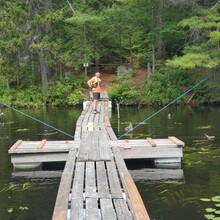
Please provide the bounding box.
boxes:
[8,91,185,219]
[52,96,150,220]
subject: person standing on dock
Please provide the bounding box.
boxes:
[87,72,101,114]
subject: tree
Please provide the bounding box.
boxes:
[0,1,29,89]
[167,2,220,70]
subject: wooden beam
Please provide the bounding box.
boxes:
[113,147,150,220]
[38,139,47,149]
[52,149,77,220]
[146,137,156,147]
[120,172,150,220]
[168,136,185,147]
[9,140,22,151]
[105,116,111,127]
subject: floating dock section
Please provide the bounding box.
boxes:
[8,91,185,220]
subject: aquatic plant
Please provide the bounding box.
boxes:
[0,182,32,192]
[200,196,220,219]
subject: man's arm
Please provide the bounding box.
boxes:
[87,78,94,89]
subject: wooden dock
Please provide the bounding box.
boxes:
[52,97,150,220]
[8,91,185,220]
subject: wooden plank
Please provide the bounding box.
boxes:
[71,162,85,198]
[71,197,84,220]
[113,147,150,220]
[38,139,47,149]
[77,132,90,161]
[113,199,132,220]
[81,101,91,115]
[11,152,69,163]
[96,161,110,198]
[105,116,111,127]
[111,139,179,147]
[52,149,77,220]
[98,111,105,125]
[85,162,97,198]
[94,113,100,125]
[85,198,100,220]
[168,136,185,147]
[106,161,123,199]
[88,132,100,161]
[9,147,70,154]
[9,140,23,151]
[71,149,86,220]
[100,91,109,100]
[146,137,156,147]
[76,115,84,126]
[99,133,112,161]
[74,127,82,142]
[104,101,109,116]
[100,199,117,220]
[119,146,183,160]
[106,127,118,140]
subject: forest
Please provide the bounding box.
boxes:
[0,0,219,107]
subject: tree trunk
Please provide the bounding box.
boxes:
[129,36,133,67]
[147,62,151,84]
[156,1,163,59]
[152,43,155,73]
[39,49,48,93]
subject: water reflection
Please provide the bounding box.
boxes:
[110,105,220,220]
[0,105,220,220]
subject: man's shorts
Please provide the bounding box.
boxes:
[93,92,100,100]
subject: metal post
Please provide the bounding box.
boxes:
[117,103,120,132]
[117,103,120,119]
[83,63,89,77]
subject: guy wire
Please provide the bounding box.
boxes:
[0,101,75,139]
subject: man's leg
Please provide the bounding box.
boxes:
[92,93,100,113]
[93,99,98,110]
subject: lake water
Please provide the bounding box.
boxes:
[0,105,219,220]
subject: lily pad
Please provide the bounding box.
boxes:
[212,196,220,203]
[200,198,211,202]
[215,210,220,215]
[7,208,13,213]
[213,218,220,220]
[206,208,216,213]
[16,128,30,132]
[204,214,215,219]
[19,206,29,211]
[215,204,220,207]
[194,125,212,130]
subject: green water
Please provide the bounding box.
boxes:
[0,105,219,220]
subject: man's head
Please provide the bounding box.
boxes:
[95,72,100,77]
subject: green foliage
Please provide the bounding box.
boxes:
[117,66,135,80]
[0,74,85,107]
[109,80,140,105]
[0,0,219,106]
[167,50,219,69]
[196,73,220,104]
[168,4,220,70]
[45,74,85,106]
[139,67,190,106]
[109,66,140,105]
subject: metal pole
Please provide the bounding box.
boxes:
[85,66,87,77]
[117,103,120,132]
[83,63,88,77]
[117,103,120,119]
